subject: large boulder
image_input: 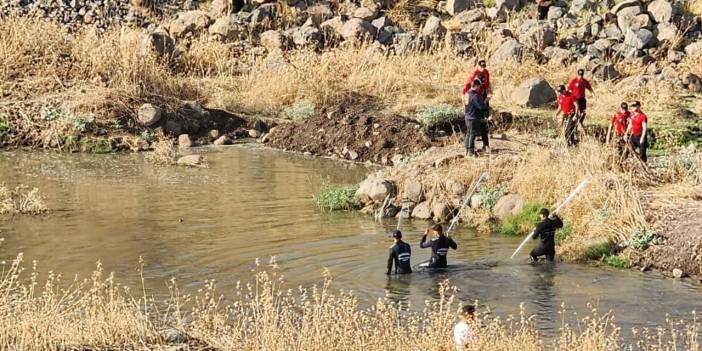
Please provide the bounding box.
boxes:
[624,28,655,50]
[570,0,595,14]
[421,16,446,38]
[260,30,287,51]
[321,16,345,36]
[647,0,677,24]
[412,201,432,219]
[353,7,378,21]
[340,18,377,41]
[684,41,702,58]
[307,4,334,26]
[489,38,524,65]
[492,194,524,220]
[141,32,175,58]
[209,0,243,18]
[291,25,322,47]
[355,176,395,204]
[496,0,520,11]
[432,203,453,223]
[445,0,479,15]
[137,104,162,127]
[518,20,556,50]
[682,73,702,93]
[656,22,678,43]
[169,10,212,38]
[511,78,557,107]
[209,17,244,40]
[592,63,620,81]
[616,5,643,33]
[403,180,424,203]
[543,46,572,65]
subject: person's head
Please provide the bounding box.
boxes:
[392,230,402,242]
[620,102,629,112]
[478,59,487,71]
[631,100,641,112]
[471,79,482,90]
[539,208,550,220]
[558,84,566,94]
[577,68,585,77]
[461,305,476,321]
[430,224,444,238]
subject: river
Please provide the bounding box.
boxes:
[0,146,700,337]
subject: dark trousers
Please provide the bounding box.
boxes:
[630,135,647,163]
[465,119,489,153]
[530,244,555,262]
[564,114,578,146]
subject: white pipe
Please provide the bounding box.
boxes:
[510,178,590,260]
[446,172,489,236]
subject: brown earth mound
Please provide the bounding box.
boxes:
[264,113,438,164]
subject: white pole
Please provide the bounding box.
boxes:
[509,178,590,260]
[446,172,489,236]
[396,204,406,231]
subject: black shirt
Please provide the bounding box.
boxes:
[420,235,458,268]
[387,241,412,274]
[531,215,564,249]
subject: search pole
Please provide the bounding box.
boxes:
[509,178,590,260]
[446,172,489,237]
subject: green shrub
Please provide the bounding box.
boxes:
[80,138,113,154]
[585,241,617,260]
[416,104,462,128]
[555,224,572,245]
[496,202,544,236]
[627,228,662,250]
[483,0,496,7]
[284,101,315,122]
[479,185,506,211]
[313,182,358,212]
[604,255,629,269]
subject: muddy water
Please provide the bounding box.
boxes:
[0,146,700,337]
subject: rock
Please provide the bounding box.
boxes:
[656,22,678,43]
[169,10,211,38]
[667,50,684,63]
[421,16,446,38]
[592,63,620,81]
[307,4,333,26]
[570,0,595,14]
[673,268,684,279]
[543,46,572,64]
[209,17,244,40]
[447,32,473,55]
[489,38,523,65]
[603,23,623,39]
[617,5,642,33]
[161,328,188,343]
[137,104,161,127]
[624,28,655,50]
[412,201,432,219]
[433,153,464,167]
[142,32,175,58]
[248,129,261,138]
[511,78,557,107]
[320,16,345,36]
[432,203,452,223]
[371,16,392,30]
[492,194,524,219]
[353,7,377,21]
[392,32,417,54]
[445,0,479,16]
[209,0,236,18]
[682,73,702,93]
[177,154,202,166]
[684,41,702,58]
[518,20,556,50]
[547,6,565,20]
[447,180,465,196]
[470,194,482,208]
[178,134,193,148]
[249,4,276,27]
[648,0,677,24]
[348,150,359,160]
[631,14,653,30]
[213,135,229,145]
[340,18,377,41]
[403,181,424,203]
[454,8,486,23]
[163,120,183,136]
[496,0,519,11]
[292,25,322,47]
[610,0,641,14]
[260,30,287,51]
[355,176,395,204]
[659,65,677,82]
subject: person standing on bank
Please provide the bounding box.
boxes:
[387,230,412,275]
[554,85,579,146]
[529,208,563,263]
[462,59,490,101]
[568,69,595,124]
[420,224,458,268]
[625,101,648,163]
[453,305,476,350]
[606,102,631,157]
[464,79,490,157]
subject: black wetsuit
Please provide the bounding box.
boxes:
[420,235,458,268]
[387,241,412,275]
[529,215,563,262]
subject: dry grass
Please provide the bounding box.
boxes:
[0,184,48,215]
[0,255,699,350]
[146,138,178,165]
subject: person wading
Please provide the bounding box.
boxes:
[554,85,579,146]
[464,79,490,157]
[529,208,563,263]
[625,101,648,163]
[568,69,595,124]
[453,305,476,350]
[606,102,631,158]
[420,224,458,268]
[387,230,412,275]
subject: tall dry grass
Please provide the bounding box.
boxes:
[0,184,48,215]
[0,255,699,350]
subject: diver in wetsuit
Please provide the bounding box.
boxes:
[387,230,412,275]
[529,208,563,262]
[420,224,458,268]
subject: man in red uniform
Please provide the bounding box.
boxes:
[625,101,648,163]
[606,102,631,157]
[554,85,578,146]
[568,69,594,124]
[462,59,490,99]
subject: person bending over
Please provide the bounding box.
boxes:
[387,230,412,275]
[420,224,458,268]
[529,208,563,263]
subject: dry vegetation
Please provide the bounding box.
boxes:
[0,255,699,350]
[0,184,48,215]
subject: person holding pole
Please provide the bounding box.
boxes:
[387,230,412,275]
[420,224,458,269]
[529,208,563,263]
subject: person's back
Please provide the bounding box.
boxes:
[421,233,458,268]
[464,89,487,121]
[530,209,563,262]
[389,240,412,274]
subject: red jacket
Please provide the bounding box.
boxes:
[612,110,630,136]
[568,77,591,99]
[630,111,648,136]
[462,68,490,96]
[558,92,576,115]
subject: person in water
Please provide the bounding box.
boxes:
[529,208,563,263]
[387,230,412,275]
[420,224,458,268]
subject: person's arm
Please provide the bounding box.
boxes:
[420,234,431,248]
[449,237,458,250]
[532,222,545,240]
[640,122,647,144]
[462,71,477,95]
[549,214,563,229]
[554,105,562,120]
[387,248,394,275]
[625,123,632,140]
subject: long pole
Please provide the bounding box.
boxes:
[396,204,407,231]
[446,172,489,236]
[509,178,590,260]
